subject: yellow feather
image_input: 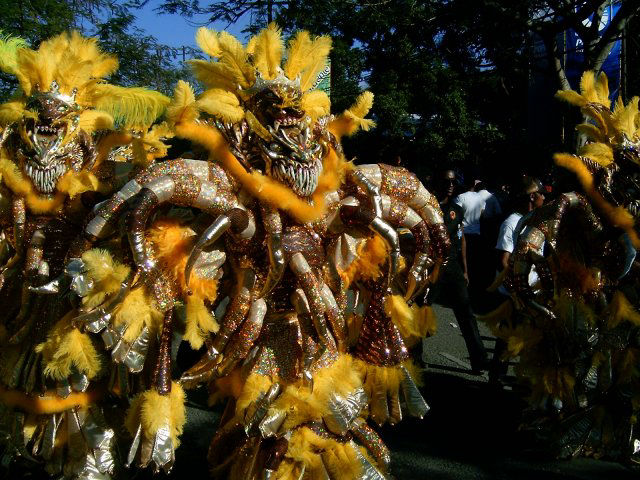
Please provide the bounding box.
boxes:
[217,31,255,89]
[87,84,169,128]
[555,90,587,107]
[184,295,219,350]
[196,88,244,123]
[125,382,186,446]
[188,59,238,92]
[113,287,164,343]
[578,141,614,167]
[299,36,332,91]
[610,290,640,328]
[252,23,283,80]
[612,96,639,138]
[579,71,600,104]
[0,32,28,75]
[36,312,102,381]
[575,123,606,143]
[166,80,198,125]
[595,71,610,105]
[284,31,313,80]
[0,100,26,126]
[301,90,330,121]
[329,91,375,138]
[81,249,131,309]
[56,169,101,198]
[195,27,220,57]
[77,110,114,133]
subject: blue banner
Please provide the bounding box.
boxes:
[564,2,621,100]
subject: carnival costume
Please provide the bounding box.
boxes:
[0,31,171,477]
[0,25,448,479]
[484,72,640,461]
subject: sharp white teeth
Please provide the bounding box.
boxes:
[274,120,281,132]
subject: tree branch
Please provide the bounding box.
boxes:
[543,31,571,90]
[589,0,640,71]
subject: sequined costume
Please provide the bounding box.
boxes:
[48,24,450,478]
[0,32,170,478]
[483,72,640,460]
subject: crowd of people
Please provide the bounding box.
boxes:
[427,169,550,383]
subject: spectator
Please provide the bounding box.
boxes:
[427,169,489,373]
[454,177,494,310]
[489,175,546,384]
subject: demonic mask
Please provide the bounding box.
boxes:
[17,81,82,194]
[247,75,327,198]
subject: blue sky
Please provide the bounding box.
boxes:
[133,0,249,48]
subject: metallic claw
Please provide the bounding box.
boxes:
[28,274,65,294]
[368,217,400,288]
[74,272,133,332]
[405,253,431,302]
[179,347,223,389]
[258,232,285,298]
[185,214,231,286]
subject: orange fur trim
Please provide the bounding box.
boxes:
[94,131,134,168]
[147,218,218,301]
[0,386,102,414]
[174,121,346,223]
[339,235,388,289]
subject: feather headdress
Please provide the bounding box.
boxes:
[184,23,334,124]
[555,71,640,246]
[0,31,169,130]
[167,24,375,223]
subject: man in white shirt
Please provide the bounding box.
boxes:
[454,179,503,309]
[490,176,546,383]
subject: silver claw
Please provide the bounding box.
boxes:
[185,214,231,286]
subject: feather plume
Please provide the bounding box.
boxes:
[301,90,330,121]
[77,110,114,133]
[284,31,313,80]
[329,91,375,137]
[195,27,220,58]
[0,31,28,75]
[217,31,255,89]
[36,313,102,381]
[246,35,258,55]
[299,36,332,91]
[197,88,244,123]
[188,59,238,92]
[251,22,283,80]
[166,80,198,125]
[0,100,26,126]
[555,90,587,107]
[595,71,610,104]
[125,382,186,446]
[578,141,614,167]
[612,96,639,137]
[575,124,606,143]
[579,71,600,104]
[90,84,169,128]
